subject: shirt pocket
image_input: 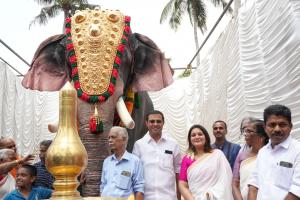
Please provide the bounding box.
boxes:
[116,174,131,190]
[274,164,293,190]
[161,154,173,169]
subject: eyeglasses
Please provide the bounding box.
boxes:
[243,129,256,134]
[148,120,163,123]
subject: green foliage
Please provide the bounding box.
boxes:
[160,0,231,33]
[30,0,97,29]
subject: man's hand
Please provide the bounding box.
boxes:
[18,154,35,165]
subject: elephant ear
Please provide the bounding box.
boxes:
[129,33,174,92]
[21,34,70,91]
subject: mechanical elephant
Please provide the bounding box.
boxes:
[21,8,173,196]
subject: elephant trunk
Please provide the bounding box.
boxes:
[116,97,135,129]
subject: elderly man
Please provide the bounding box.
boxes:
[100,126,144,199]
[0,138,34,178]
[0,138,17,153]
[133,110,182,200]
[0,149,16,199]
[248,104,300,200]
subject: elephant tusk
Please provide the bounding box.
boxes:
[48,122,58,133]
[116,97,135,129]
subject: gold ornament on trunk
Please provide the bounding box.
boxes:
[46,81,88,200]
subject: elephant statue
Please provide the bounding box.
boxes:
[21,8,173,196]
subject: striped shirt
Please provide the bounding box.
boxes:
[33,161,54,189]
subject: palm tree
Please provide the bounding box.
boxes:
[30,0,97,32]
[160,0,232,66]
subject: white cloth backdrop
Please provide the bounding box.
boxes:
[149,0,300,151]
[0,62,58,157]
[1,0,300,154]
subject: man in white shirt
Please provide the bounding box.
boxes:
[248,104,300,200]
[133,110,182,200]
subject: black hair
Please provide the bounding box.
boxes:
[250,119,269,145]
[20,164,37,177]
[40,140,52,149]
[187,124,212,153]
[212,120,227,130]
[263,104,291,124]
[145,110,164,122]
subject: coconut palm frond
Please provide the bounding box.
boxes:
[168,0,186,30]
[210,0,222,6]
[193,0,207,33]
[186,1,194,27]
[33,0,54,6]
[29,5,62,29]
[210,0,233,13]
[69,3,98,15]
[160,0,176,23]
[31,0,96,30]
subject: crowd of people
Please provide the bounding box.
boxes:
[0,104,299,200]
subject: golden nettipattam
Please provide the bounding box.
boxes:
[46,81,88,200]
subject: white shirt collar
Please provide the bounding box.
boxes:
[266,135,292,150]
[145,132,167,143]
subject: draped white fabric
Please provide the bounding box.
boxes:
[0,62,58,157]
[1,0,300,155]
[149,0,300,151]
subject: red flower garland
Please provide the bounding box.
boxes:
[65,15,131,103]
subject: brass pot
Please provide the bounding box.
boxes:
[46,82,88,200]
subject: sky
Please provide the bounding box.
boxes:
[0,0,232,76]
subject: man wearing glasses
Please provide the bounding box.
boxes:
[133,110,182,200]
[248,104,300,200]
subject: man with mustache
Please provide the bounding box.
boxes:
[248,104,300,200]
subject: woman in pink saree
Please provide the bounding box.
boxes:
[179,124,233,200]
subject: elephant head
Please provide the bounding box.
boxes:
[21,8,173,197]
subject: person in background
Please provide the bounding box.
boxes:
[239,117,255,152]
[133,110,182,200]
[4,164,52,200]
[211,120,241,169]
[248,104,300,200]
[0,138,19,178]
[0,149,34,179]
[101,126,144,200]
[0,149,16,199]
[33,140,54,189]
[179,124,233,200]
[232,119,268,200]
[0,138,34,179]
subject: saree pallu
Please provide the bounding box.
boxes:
[240,156,257,200]
[187,149,233,200]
